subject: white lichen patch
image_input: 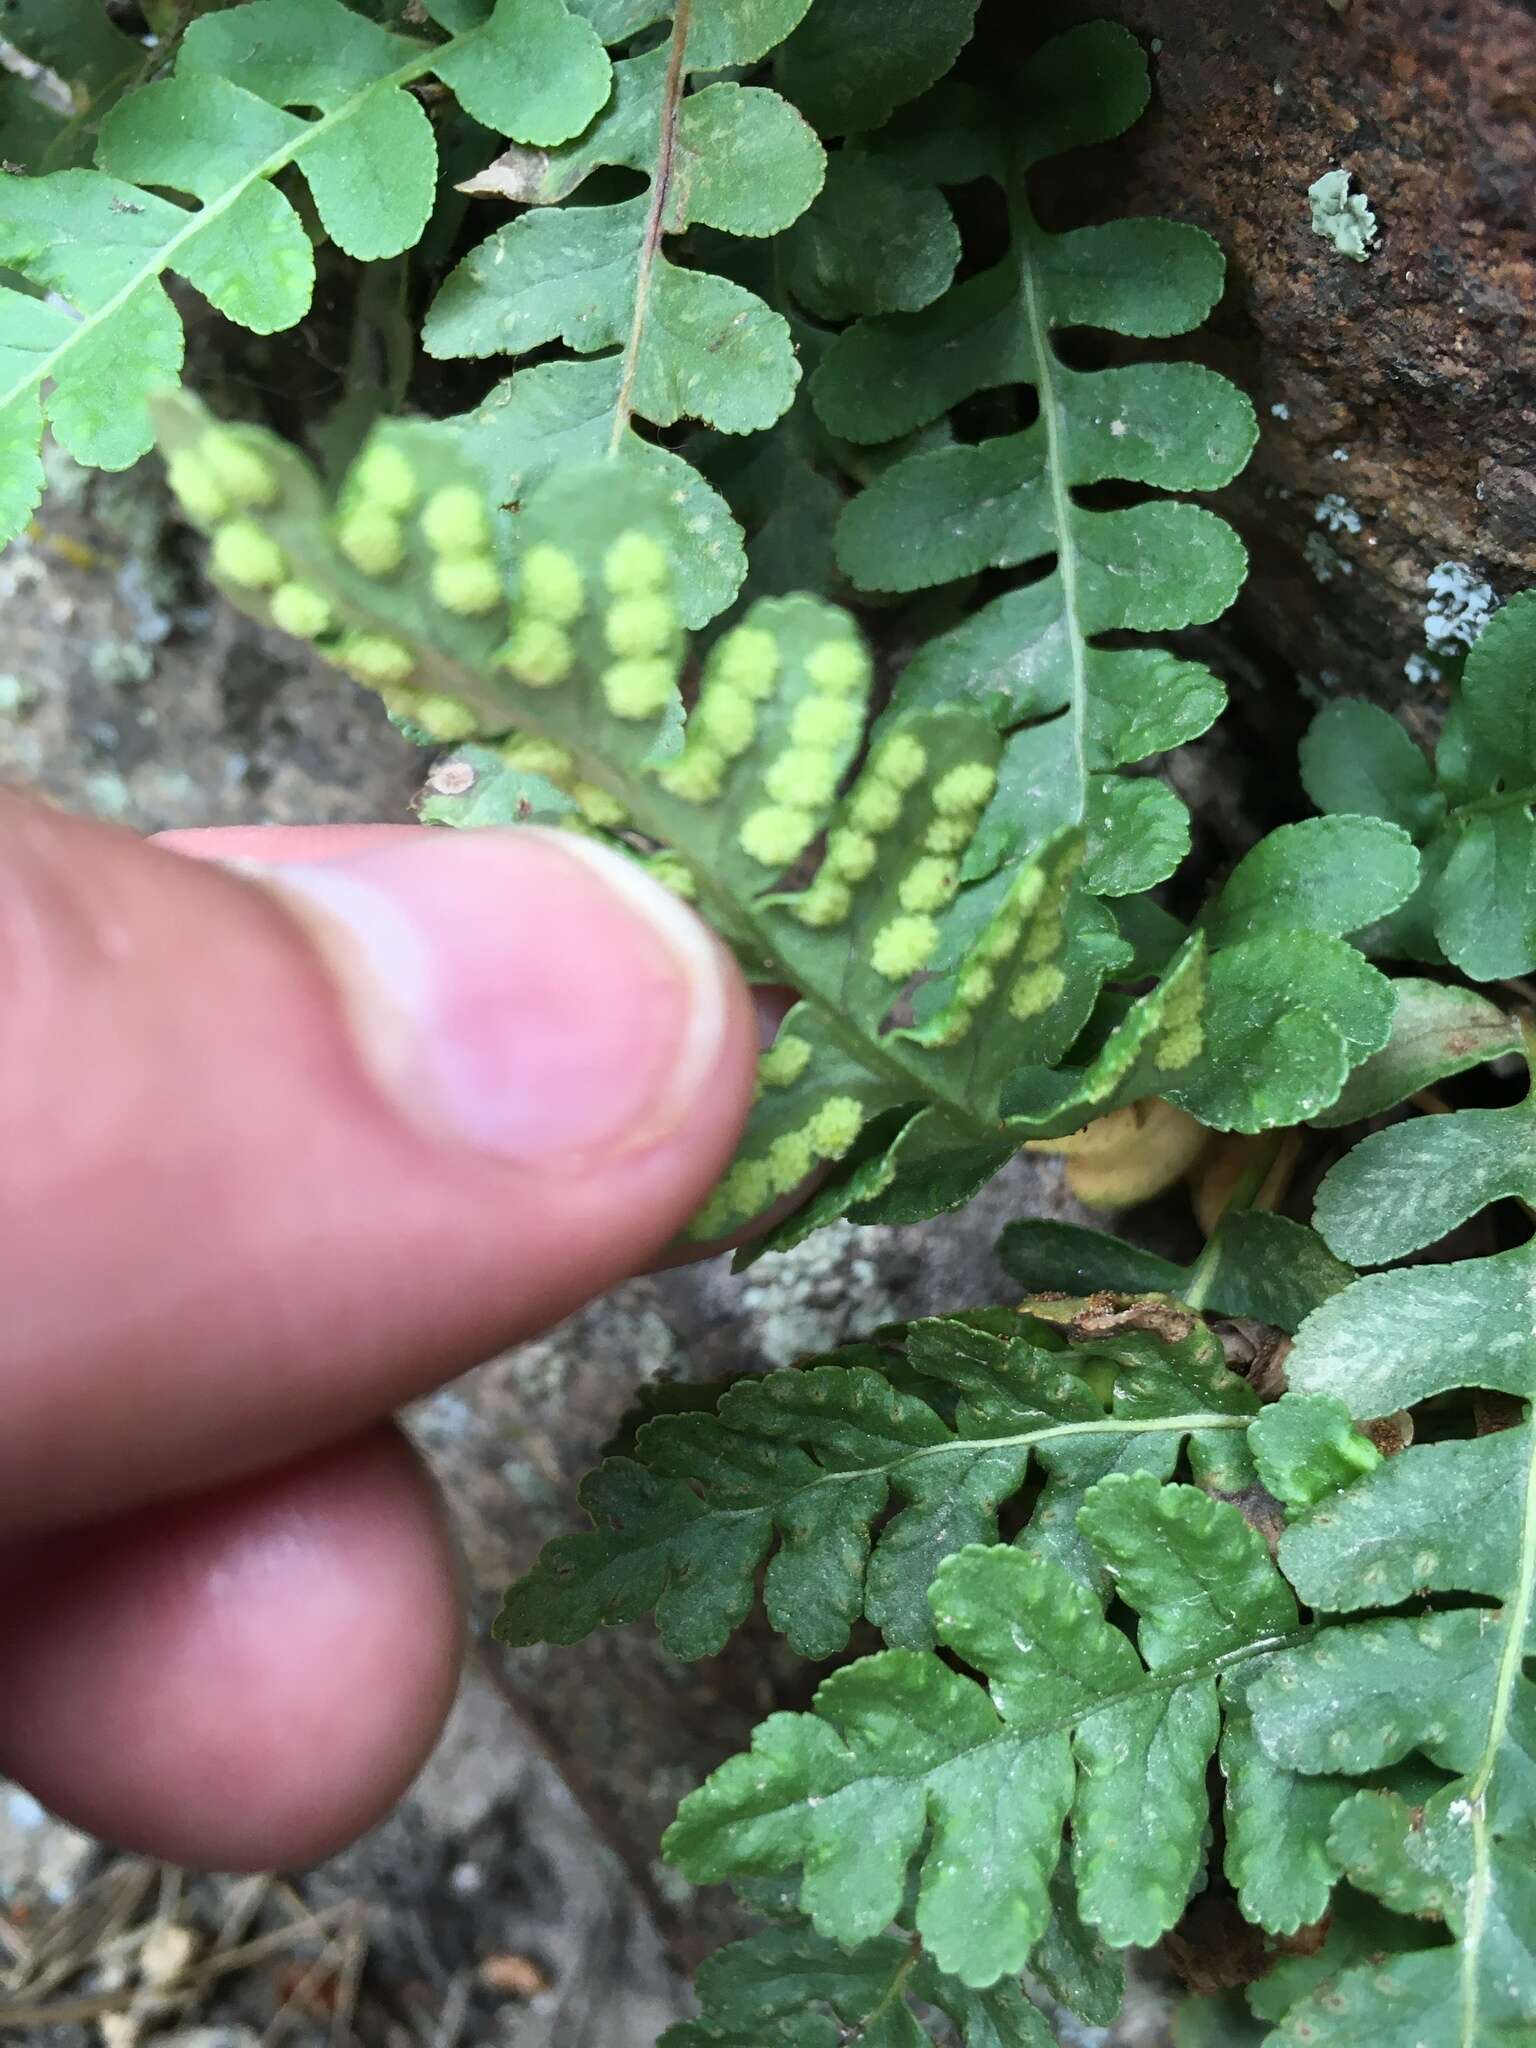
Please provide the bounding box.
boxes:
[1315,493,1362,536]
[1424,560,1498,652]
[1307,168,1379,262]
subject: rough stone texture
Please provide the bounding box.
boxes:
[1036,0,1536,750]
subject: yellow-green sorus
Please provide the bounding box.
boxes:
[338,632,414,686]
[432,556,503,616]
[759,1034,812,1088]
[352,442,420,516]
[1154,963,1206,1070]
[931,761,998,816]
[739,806,816,867]
[898,858,959,914]
[790,695,858,750]
[849,780,903,835]
[709,625,779,699]
[805,638,869,696]
[765,749,839,809]
[1009,965,1066,1019]
[269,582,334,639]
[698,687,757,757]
[808,1095,863,1158]
[338,504,406,577]
[602,658,675,720]
[870,913,938,980]
[871,733,927,792]
[793,877,852,927]
[605,595,676,658]
[521,543,585,624]
[767,1130,814,1187]
[925,818,972,855]
[502,735,576,781]
[412,694,479,742]
[500,619,573,687]
[574,781,627,828]
[200,429,278,507]
[959,963,995,1007]
[604,530,668,597]
[421,484,490,558]
[825,829,877,882]
[212,520,286,590]
[647,855,698,901]
[660,748,725,803]
[166,452,229,526]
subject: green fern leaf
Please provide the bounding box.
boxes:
[661,1926,1052,2048]
[1303,589,1536,979]
[496,1308,1258,1661]
[1309,977,1520,1128]
[422,0,824,624]
[817,24,1254,887]
[154,393,1413,1237]
[0,0,611,542]
[776,0,983,138]
[664,1483,1303,1984]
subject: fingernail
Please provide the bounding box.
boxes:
[236,829,733,1164]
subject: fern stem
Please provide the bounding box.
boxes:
[609,0,694,456]
[1013,207,1090,822]
[1458,1405,1536,2045]
[1455,781,1536,818]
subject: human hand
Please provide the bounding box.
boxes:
[0,791,756,1869]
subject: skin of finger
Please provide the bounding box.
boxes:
[0,794,757,1532]
[0,1428,464,1870]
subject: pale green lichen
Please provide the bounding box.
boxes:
[1307,169,1378,262]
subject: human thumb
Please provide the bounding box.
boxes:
[0,794,756,1531]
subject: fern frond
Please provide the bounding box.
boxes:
[661,1925,1055,2048]
[497,1305,1259,1661]
[0,0,612,542]
[155,394,1419,1238]
[664,1479,1311,1984]
[1303,588,1536,979]
[421,0,826,625]
[815,24,1253,901]
[1216,1006,1536,2041]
